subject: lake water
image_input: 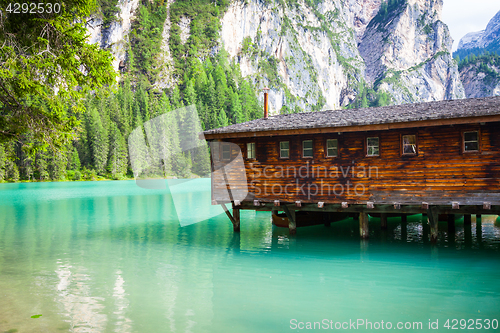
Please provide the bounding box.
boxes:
[0,180,500,332]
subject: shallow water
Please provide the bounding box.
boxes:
[0,179,499,332]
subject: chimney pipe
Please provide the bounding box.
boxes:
[263,87,270,119]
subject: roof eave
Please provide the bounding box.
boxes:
[203,114,500,140]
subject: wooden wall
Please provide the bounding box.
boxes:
[211,122,500,205]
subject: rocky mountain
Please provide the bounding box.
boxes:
[457,10,500,51]
[88,0,465,114]
[455,10,500,98]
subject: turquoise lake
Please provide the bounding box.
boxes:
[1,179,500,332]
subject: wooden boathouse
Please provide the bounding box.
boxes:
[203,96,500,242]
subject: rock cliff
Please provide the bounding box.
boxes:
[458,10,500,51]
[88,0,466,112]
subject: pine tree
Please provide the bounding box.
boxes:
[36,149,49,181]
[108,123,128,178]
[217,108,229,128]
[229,87,244,123]
[88,107,109,175]
[184,79,197,107]
[50,148,68,180]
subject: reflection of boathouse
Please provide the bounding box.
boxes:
[203,96,500,241]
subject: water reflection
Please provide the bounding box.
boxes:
[0,181,500,332]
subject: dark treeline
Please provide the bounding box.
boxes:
[0,53,262,182]
[456,52,500,85]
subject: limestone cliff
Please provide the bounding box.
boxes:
[458,10,500,51]
[87,0,466,112]
[455,10,500,98]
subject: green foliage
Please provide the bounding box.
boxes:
[457,52,500,85]
[168,0,230,78]
[347,84,393,109]
[453,38,500,61]
[0,0,116,153]
[370,0,408,28]
[99,0,120,28]
[0,0,266,182]
[130,0,168,86]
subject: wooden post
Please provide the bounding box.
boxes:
[233,208,240,232]
[380,213,387,230]
[222,205,240,232]
[401,214,407,223]
[464,214,471,225]
[476,217,482,245]
[447,214,455,243]
[283,205,296,235]
[422,214,429,243]
[476,214,482,221]
[359,212,369,239]
[428,207,439,243]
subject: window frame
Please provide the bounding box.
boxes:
[246,142,256,160]
[302,139,314,158]
[401,133,418,156]
[365,136,380,157]
[222,143,231,161]
[279,141,290,159]
[326,138,338,158]
[462,130,481,154]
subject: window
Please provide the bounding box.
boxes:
[302,140,313,158]
[402,135,417,155]
[463,131,479,152]
[326,139,338,157]
[222,144,231,160]
[280,141,289,158]
[367,137,379,156]
[247,142,256,159]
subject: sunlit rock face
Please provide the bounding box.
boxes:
[459,63,500,99]
[86,0,140,72]
[456,10,500,99]
[220,0,464,112]
[87,0,466,110]
[358,0,464,104]
[458,10,500,50]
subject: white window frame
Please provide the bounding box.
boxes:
[247,142,256,159]
[280,141,289,159]
[326,139,338,157]
[302,140,313,158]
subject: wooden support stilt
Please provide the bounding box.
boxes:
[401,214,407,223]
[476,214,482,220]
[476,218,483,244]
[422,214,429,243]
[464,214,472,225]
[447,214,455,242]
[221,204,240,232]
[283,206,296,235]
[428,207,439,243]
[380,213,387,230]
[233,208,240,232]
[359,212,369,239]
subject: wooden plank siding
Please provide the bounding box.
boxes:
[210,122,500,206]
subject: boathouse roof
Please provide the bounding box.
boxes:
[203,96,500,139]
